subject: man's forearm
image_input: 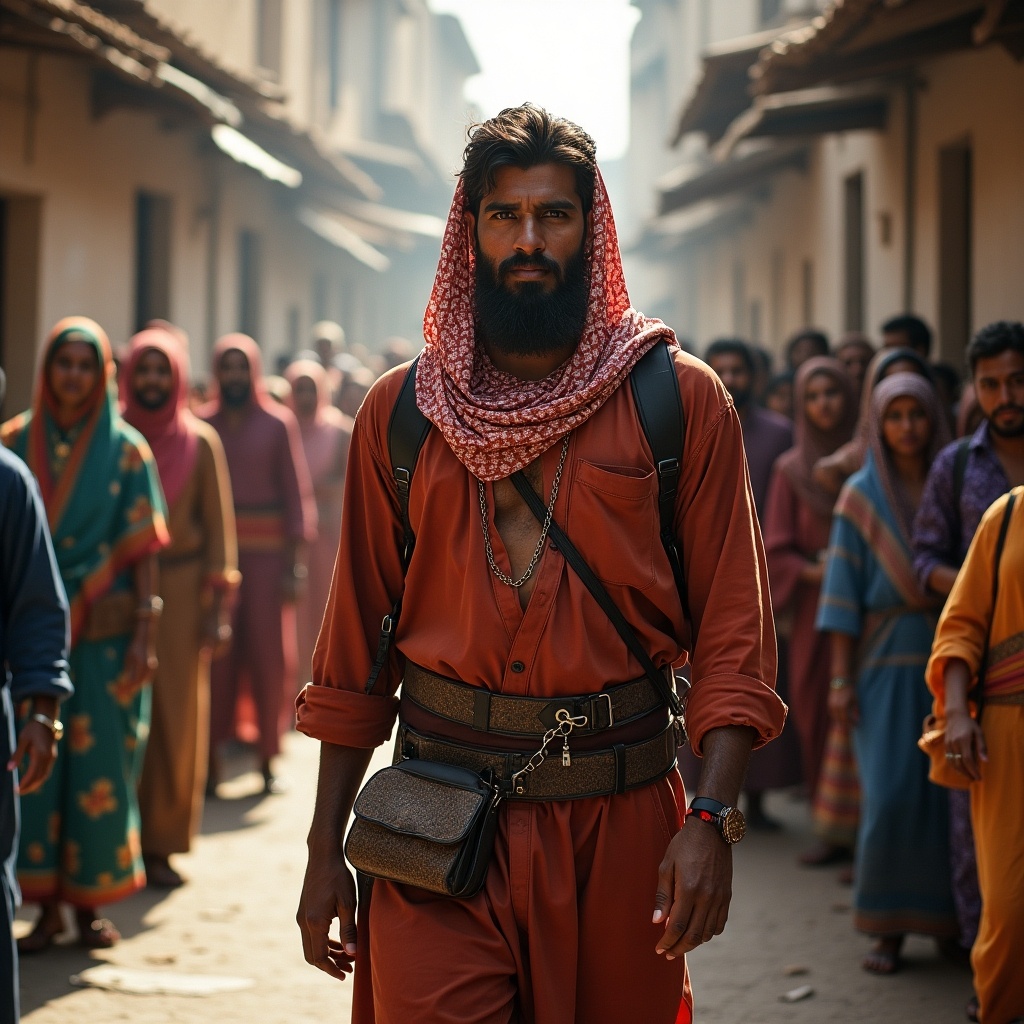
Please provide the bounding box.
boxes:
[306,743,375,854]
[692,725,757,806]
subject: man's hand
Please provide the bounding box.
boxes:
[653,819,732,958]
[297,848,359,981]
[122,625,157,694]
[8,720,58,795]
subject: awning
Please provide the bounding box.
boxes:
[212,125,302,189]
[671,28,783,146]
[632,196,754,255]
[658,142,809,215]
[751,0,1024,96]
[296,207,391,273]
[717,82,890,154]
[336,198,445,239]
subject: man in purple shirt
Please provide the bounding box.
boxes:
[912,320,1024,957]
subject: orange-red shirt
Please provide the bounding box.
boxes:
[297,349,785,754]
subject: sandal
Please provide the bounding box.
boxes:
[144,856,185,889]
[862,937,903,975]
[77,914,120,949]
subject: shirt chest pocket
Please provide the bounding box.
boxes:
[566,460,658,590]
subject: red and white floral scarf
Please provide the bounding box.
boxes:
[416,170,677,481]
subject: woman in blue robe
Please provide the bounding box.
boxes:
[817,372,958,974]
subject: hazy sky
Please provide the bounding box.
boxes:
[428,0,641,160]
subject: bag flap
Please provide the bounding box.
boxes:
[352,763,490,844]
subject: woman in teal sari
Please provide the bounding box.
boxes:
[817,372,958,974]
[1,317,169,949]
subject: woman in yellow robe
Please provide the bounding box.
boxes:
[927,486,1024,1024]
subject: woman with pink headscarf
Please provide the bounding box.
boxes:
[284,359,352,691]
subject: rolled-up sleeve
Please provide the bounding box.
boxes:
[0,456,73,702]
[674,372,787,755]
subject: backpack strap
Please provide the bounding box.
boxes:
[366,357,430,694]
[386,354,431,569]
[629,342,689,619]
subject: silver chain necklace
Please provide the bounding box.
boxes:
[477,433,570,588]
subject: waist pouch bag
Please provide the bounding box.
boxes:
[344,759,500,898]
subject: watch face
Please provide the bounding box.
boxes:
[721,807,746,844]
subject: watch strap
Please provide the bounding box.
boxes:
[689,797,729,816]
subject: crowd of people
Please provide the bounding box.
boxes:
[0,301,1020,1023]
[702,316,1024,1023]
[0,315,393,1003]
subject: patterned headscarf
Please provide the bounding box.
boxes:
[870,371,951,544]
[415,171,676,481]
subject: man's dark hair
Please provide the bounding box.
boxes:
[882,314,932,357]
[461,103,597,217]
[785,329,829,366]
[966,320,1024,374]
[705,338,754,375]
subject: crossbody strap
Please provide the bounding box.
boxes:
[510,471,683,721]
[973,490,1017,719]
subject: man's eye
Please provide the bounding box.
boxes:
[493,211,515,220]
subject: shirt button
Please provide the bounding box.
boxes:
[510,661,525,673]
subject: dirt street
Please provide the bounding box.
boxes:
[17,733,973,1023]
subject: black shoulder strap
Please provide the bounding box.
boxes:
[366,358,430,695]
[973,490,1018,719]
[952,436,971,518]
[629,342,688,617]
[386,354,431,568]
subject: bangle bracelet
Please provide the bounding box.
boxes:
[136,596,164,618]
[829,676,850,691]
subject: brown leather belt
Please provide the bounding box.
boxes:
[402,662,670,739]
[986,693,1024,705]
[396,722,678,801]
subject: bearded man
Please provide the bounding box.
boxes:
[295,105,785,1024]
[121,328,239,887]
[200,336,316,795]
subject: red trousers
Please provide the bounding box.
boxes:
[210,551,292,760]
[353,774,693,1024]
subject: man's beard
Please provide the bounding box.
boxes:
[133,389,171,412]
[988,405,1024,438]
[474,245,589,359]
[220,382,251,408]
[730,386,752,411]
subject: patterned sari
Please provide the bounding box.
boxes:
[818,453,956,937]
[2,317,169,907]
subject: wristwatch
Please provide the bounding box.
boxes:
[686,797,746,845]
[30,712,64,742]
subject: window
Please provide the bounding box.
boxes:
[256,0,283,77]
[238,229,262,339]
[843,172,865,331]
[328,0,342,111]
[938,141,972,358]
[134,192,173,331]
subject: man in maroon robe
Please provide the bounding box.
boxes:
[200,335,316,793]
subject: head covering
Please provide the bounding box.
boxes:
[776,356,856,521]
[415,171,676,481]
[209,333,271,411]
[869,371,951,542]
[120,327,200,508]
[284,359,344,427]
[1,316,169,643]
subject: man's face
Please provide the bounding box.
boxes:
[466,162,590,358]
[837,346,872,388]
[217,350,251,407]
[973,350,1024,438]
[292,376,318,418]
[708,353,752,409]
[131,348,174,411]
